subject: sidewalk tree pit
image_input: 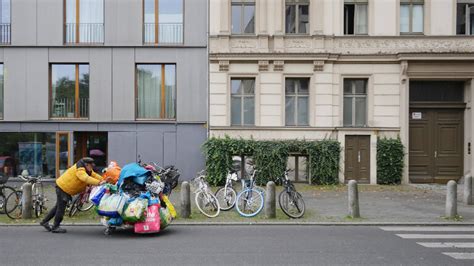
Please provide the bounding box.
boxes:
[202,136,341,186]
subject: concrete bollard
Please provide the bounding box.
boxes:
[446,180,458,218]
[180,181,191,219]
[265,181,276,219]
[463,174,473,205]
[21,182,33,219]
[348,180,360,218]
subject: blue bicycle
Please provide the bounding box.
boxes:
[235,169,264,217]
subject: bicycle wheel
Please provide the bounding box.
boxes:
[69,197,80,217]
[195,191,220,218]
[215,187,236,211]
[78,199,94,212]
[32,182,45,217]
[236,189,264,217]
[279,190,305,219]
[0,186,16,214]
[5,191,22,219]
[34,200,43,218]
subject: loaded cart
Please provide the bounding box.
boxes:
[90,161,180,235]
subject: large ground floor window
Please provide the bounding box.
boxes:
[0,133,56,178]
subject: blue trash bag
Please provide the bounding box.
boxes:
[117,163,151,187]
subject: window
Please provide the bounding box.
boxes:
[231,0,255,34]
[457,1,474,35]
[143,0,183,44]
[285,78,309,126]
[231,78,255,126]
[136,64,176,119]
[285,0,309,34]
[0,64,3,119]
[65,0,104,44]
[287,155,309,182]
[50,64,89,119]
[410,81,464,102]
[400,0,424,34]
[344,0,368,35]
[0,0,10,44]
[343,79,367,127]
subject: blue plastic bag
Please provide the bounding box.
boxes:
[108,217,123,226]
[117,163,151,187]
[89,185,107,206]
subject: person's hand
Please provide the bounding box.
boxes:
[98,180,106,186]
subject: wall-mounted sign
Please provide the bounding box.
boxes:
[412,112,422,120]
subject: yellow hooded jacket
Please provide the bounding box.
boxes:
[56,164,103,196]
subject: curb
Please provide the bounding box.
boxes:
[2,221,474,227]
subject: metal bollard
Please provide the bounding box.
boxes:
[463,174,473,205]
[265,181,276,219]
[446,180,458,218]
[21,183,33,219]
[348,180,360,218]
[180,181,191,219]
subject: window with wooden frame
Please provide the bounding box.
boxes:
[344,0,368,35]
[285,78,309,126]
[0,64,3,119]
[0,0,10,44]
[136,64,176,120]
[231,0,255,34]
[400,0,424,34]
[343,78,368,127]
[143,0,184,44]
[231,78,255,126]
[287,155,309,182]
[285,0,309,34]
[457,1,474,35]
[64,0,104,44]
[50,64,89,119]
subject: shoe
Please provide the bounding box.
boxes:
[51,227,67,233]
[40,222,52,232]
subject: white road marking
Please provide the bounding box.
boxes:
[417,242,474,248]
[396,234,474,239]
[380,226,474,232]
[442,253,474,260]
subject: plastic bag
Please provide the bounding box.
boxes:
[102,161,121,185]
[134,204,161,234]
[160,194,177,219]
[122,198,148,223]
[89,185,107,206]
[97,194,129,218]
[159,207,172,229]
[108,217,123,226]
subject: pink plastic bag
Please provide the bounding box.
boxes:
[134,204,161,234]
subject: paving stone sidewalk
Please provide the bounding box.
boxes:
[2,180,473,224]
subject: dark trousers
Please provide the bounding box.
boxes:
[41,186,72,228]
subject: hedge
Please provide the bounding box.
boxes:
[376,137,405,184]
[201,136,341,186]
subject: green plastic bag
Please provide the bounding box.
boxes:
[159,207,172,229]
[122,198,148,223]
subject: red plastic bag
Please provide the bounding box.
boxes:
[134,204,161,234]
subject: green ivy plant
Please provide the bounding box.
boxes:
[376,137,405,185]
[201,136,341,186]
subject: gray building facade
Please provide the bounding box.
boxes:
[0,0,207,180]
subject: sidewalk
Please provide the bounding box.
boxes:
[1,181,473,225]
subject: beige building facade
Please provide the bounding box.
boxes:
[209,0,474,184]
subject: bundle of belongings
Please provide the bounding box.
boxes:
[90,162,179,234]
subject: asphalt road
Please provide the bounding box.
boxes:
[0,225,471,266]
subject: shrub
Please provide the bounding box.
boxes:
[201,136,341,186]
[377,137,405,184]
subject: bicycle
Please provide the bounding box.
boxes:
[235,169,264,217]
[214,170,238,211]
[0,173,17,215]
[277,169,305,219]
[68,186,94,217]
[5,174,47,219]
[192,170,220,218]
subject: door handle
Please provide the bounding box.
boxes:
[358,151,361,163]
[434,151,437,158]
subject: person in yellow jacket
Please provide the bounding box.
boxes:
[40,157,105,233]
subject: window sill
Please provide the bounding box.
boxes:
[49,118,89,121]
[135,119,177,123]
[399,33,425,36]
[142,43,184,46]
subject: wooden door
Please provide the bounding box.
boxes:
[345,135,370,183]
[409,109,464,183]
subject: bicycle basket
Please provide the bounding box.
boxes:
[0,173,9,185]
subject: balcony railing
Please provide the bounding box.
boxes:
[0,24,10,44]
[143,23,183,44]
[65,23,104,44]
[52,98,89,119]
